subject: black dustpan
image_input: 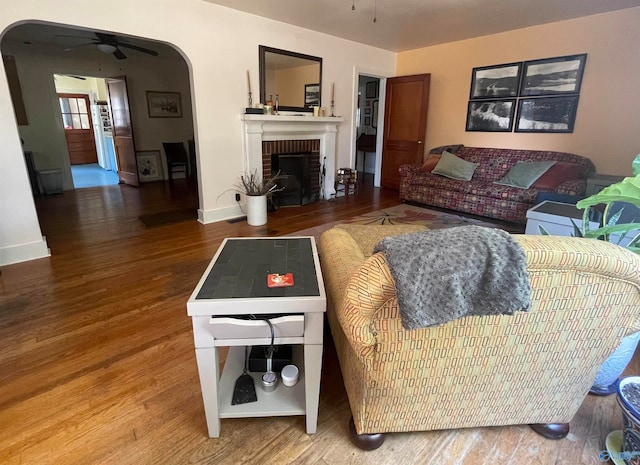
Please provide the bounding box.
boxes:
[232,346,257,405]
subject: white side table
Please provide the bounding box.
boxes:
[525,201,598,236]
[187,237,326,438]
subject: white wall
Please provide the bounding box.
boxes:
[0,0,396,265]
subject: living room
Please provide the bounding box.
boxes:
[1,1,639,266]
[2,1,640,464]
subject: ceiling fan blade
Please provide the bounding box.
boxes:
[117,43,159,57]
[95,32,118,44]
[55,34,98,41]
[113,47,127,60]
[63,42,95,52]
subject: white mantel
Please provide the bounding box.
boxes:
[241,114,344,200]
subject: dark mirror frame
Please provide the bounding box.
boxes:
[259,45,322,113]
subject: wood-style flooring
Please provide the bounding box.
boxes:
[0,176,634,464]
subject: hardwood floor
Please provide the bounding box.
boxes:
[0,177,633,464]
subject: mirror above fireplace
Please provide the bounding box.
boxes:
[259,45,322,113]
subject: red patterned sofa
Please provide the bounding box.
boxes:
[399,145,595,224]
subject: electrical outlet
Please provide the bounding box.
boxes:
[235,193,241,202]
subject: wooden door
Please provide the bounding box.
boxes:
[381,74,430,189]
[58,93,98,165]
[106,77,139,186]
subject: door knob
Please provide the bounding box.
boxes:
[417,141,423,144]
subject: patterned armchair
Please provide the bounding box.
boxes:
[319,224,640,450]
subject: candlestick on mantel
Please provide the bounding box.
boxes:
[330,82,335,117]
[246,70,253,108]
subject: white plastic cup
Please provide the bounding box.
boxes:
[313,106,320,117]
[281,364,299,387]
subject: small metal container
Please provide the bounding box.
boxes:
[261,371,278,392]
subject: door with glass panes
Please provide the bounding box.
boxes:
[58,93,98,165]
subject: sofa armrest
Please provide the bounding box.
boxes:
[399,163,421,177]
[555,178,587,196]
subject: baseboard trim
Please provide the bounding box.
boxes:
[198,205,244,224]
[0,236,50,266]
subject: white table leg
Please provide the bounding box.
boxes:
[304,343,323,434]
[195,346,221,437]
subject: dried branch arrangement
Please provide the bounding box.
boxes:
[237,169,286,196]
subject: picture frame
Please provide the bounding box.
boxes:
[365,108,371,115]
[304,83,320,107]
[515,96,579,133]
[136,150,163,182]
[365,99,371,107]
[146,91,182,118]
[365,116,371,126]
[366,81,378,99]
[465,100,516,132]
[469,62,523,99]
[520,54,587,96]
[372,100,378,129]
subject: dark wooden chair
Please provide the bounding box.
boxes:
[162,142,188,183]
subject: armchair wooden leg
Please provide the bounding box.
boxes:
[349,416,386,451]
[529,423,570,439]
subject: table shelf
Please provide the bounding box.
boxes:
[218,345,305,418]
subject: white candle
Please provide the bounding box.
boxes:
[331,82,335,101]
[247,70,251,94]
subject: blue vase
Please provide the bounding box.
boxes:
[591,332,640,396]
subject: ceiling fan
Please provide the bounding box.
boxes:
[58,32,159,60]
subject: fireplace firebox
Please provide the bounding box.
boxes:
[271,152,317,206]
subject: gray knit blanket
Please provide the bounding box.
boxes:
[373,226,531,330]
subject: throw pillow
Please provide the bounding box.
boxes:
[419,154,441,172]
[431,150,478,181]
[494,161,557,189]
[531,162,579,190]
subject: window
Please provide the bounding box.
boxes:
[58,95,91,130]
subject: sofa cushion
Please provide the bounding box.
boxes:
[419,154,441,173]
[531,162,581,190]
[494,161,556,189]
[432,151,478,181]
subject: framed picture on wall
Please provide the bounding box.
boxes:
[520,54,587,96]
[365,117,371,126]
[146,91,182,118]
[469,62,523,99]
[365,108,371,115]
[136,150,163,182]
[365,81,378,98]
[515,96,579,133]
[372,100,378,129]
[465,100,516,132]
[304,83,320,107]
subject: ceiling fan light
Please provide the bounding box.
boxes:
[97,43,117,54]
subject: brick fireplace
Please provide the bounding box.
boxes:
[241,114,344,201]
[263,139,320,205]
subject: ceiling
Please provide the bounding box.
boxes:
[1,23,182,61]
[203,0,640,52]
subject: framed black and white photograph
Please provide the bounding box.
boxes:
[366,81,378,99]
[520,54,587,96]
[136,150,163,182]
[469,62,523,99]
[465,100,516,132]
[146,91,182,118]
[515,96,579,133]
[304,83,320,107]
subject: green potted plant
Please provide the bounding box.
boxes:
[574,154,640,394]
[572,153,640,253]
